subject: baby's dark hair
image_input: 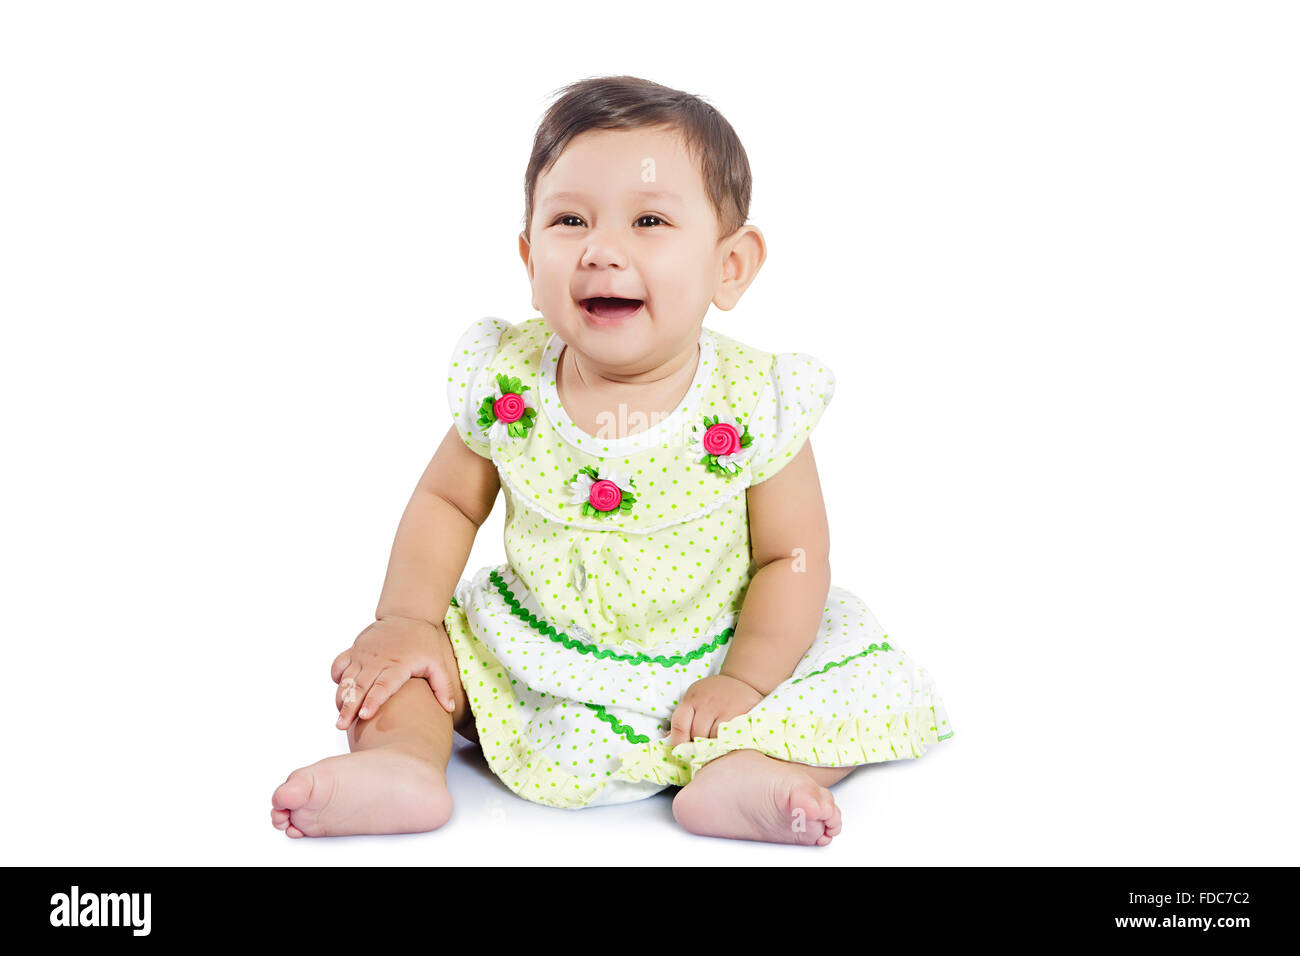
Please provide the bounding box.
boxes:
[522,74,752,244]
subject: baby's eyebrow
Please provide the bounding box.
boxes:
[541,188,684,206]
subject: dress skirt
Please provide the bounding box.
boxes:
[444,562,955,810]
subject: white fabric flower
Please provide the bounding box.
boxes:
[715,444,756,473]
[565,470,595,505]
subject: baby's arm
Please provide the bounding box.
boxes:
[374,423,500,624]
[722,440,832,694]
[667,441,831,745]
[332,424,500,729]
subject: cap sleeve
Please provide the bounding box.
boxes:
[445,316,512,459]
[746,352,836,485]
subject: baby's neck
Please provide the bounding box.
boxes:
[557,338,701,440]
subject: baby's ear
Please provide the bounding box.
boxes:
[713,225,766,311]
[518,230,535,288]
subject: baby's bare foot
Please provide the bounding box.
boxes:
[270,743,452,838]
[671,749,842,846]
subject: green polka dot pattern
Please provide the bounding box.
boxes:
[442,317,955,809]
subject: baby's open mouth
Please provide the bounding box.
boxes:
[581,297,644,320]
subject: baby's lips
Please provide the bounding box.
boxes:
[581,296,645,320]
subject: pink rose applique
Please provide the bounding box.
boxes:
[564,465,637,519]
[691,413,755,477]
[476,373,537,441]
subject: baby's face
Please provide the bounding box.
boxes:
[519,125,758,370]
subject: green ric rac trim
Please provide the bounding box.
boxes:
[488,567,732,666]
[449,595,459,608]
[789,642,892,685]
[584,703,650,744]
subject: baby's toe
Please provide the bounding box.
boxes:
[814,812,841,846]
[824,803,843,838]
[271,769,314,813]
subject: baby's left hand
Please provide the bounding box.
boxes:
[667,674,763,747]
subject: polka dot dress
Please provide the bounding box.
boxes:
[442,316,954,809]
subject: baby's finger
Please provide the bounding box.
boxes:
[691,708,715,744]
[667,703,694,747]
[336,665,375,730]
[334,660,363,709]
[356,666,406,722]
[705,713,724,740]
[330,649,354,683]
[335,672,362,713]
[425,666,455,713]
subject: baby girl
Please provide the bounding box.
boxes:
[271,74,954,846]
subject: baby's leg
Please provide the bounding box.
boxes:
[671,750,854,847]
[271,642,475,838]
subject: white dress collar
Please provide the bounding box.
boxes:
[537,327,717,457]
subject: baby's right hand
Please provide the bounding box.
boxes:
[330,616,458,731]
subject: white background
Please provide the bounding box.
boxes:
[2,0,1296,866]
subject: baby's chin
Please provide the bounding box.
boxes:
[549,307,651,348]
[566,332,658,369]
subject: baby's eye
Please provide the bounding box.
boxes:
[551,214,667,229]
